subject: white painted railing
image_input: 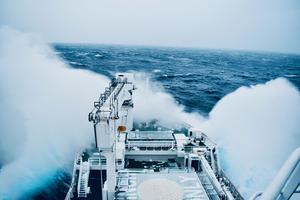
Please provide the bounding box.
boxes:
[126,141,175,148]
[251,147,300,200]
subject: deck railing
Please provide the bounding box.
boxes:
[251,147,300,200]
[126,141,176,149]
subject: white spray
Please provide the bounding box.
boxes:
[133,73,204,127]
[201,78,300,197]
[0,27,299,199]
[129,73,300,197]
[0,27,109,199]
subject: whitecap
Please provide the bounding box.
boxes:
[95,53,103,57]
[284,74,298,78]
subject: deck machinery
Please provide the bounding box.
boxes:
[65,73,244,200]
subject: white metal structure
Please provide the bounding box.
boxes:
[250,147,300,200]
[88,73,134,200]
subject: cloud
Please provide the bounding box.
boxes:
[1,0,299,53]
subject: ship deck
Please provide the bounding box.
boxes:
[115,170,210,200]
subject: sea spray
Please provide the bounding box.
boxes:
[0,27,109,199]
[129,73,300,197]
[200,78,300,197]
[133,73,204,127]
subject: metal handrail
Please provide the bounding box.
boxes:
[126,141,176,148]
[88,77,126,123]
[65,153,81,200]
[259,147,300,200]
[219,169,244,199]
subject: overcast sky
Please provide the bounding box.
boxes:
[1,0,300,53]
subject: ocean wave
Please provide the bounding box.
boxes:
[158,73,195,79]
[95,53,103,57]
[152,69,161,73]
[76,52,89,56]
[167,56,193,62]
[284,74,298,78]
[68,61,85,66]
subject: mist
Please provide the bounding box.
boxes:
[0,27,109,199]
[1,0,300,53]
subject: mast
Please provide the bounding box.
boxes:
[88,73,134,200]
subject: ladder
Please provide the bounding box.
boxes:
[77,161,90,198]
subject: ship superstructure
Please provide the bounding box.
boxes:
[65,73,300,200]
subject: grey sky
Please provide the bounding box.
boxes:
[1,0,300,53]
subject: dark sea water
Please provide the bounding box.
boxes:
[54,44,300,115]
[32,44,300,199]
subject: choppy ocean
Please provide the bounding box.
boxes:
[26,44,300,199]
[55,44,300,114]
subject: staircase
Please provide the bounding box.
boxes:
[77,161,90,198]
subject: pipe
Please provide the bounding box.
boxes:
[200,155,225,196]
[93,124,98,149]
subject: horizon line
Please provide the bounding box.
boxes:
[51,42,300,56]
